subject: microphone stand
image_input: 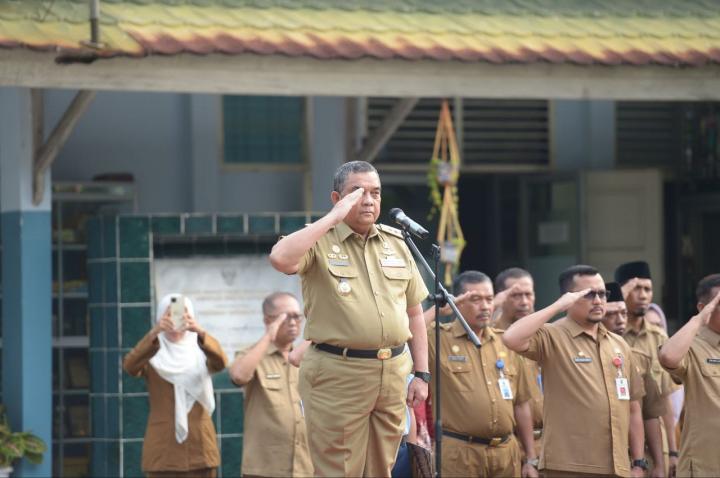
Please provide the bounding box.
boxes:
[400,229,481,478]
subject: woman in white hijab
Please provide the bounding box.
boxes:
[123,294,228,478]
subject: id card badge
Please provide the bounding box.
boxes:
[498,378,513,400]
[615,377,630,400]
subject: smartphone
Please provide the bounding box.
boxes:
[169,296,185,330]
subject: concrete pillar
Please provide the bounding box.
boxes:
[0,87,52,477]
[309,97,347,211]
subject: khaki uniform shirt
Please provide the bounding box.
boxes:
[428,321,532,438]
[298,222,429,349]
[520,318,644,477]
[123,331,227,473]
[663,325,720,476]
[237,344,313,477]
[523,357,544,429]
[494,318,544,429]
[632,348,666,419]
[624,319,677,396]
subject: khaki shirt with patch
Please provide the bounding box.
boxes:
[632,348,666,419]
[237,345,313,478]
[662,325,720,477]
[428,321,532,438]
[297,222,429,349]
[494,319,544,429]
[624,319,678,396]
[520,318,644,477]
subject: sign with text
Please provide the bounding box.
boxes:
[154,255,302,359]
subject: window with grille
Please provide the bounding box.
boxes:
[616,102,681,168]
[366,98,549,167]
[223,96,305,166]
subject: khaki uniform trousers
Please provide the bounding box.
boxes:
[541,471,618,478]
[147,468,216,478]
[299,346,412,477]
[441,434,521,478]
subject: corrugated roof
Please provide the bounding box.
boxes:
[2,0,720,65]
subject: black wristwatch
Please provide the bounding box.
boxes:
[414,371,431,383]
[631,458,649,471]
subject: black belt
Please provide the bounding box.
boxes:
[314,343,405,360]
[442,430,511,447]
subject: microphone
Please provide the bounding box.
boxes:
[389,208,429,240]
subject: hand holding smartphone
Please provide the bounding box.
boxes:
[169,296,185,330]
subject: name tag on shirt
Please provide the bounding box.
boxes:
[380,258,406,268]
[266,373,281,379]
[448,355,467,362]
[329,259,350,267]
[573,356,592,364]
[616,377,630,400]
[707,358,720,365]
[498,378,513,400]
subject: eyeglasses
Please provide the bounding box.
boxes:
[581,290,609,301]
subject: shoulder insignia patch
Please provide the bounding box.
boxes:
[377,223,404,239]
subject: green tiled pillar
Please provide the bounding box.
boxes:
[88,216,152,477]
[88,214,247,477]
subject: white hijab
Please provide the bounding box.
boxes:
[149,294,215,444]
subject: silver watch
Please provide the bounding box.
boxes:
[524,458,539,468]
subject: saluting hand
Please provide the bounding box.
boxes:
[439,290,471,316]
[329,188,365,225]
[555,288,592,312]
[693,289,720,326]
[621,277,639,300]
[494,283,521,309]
[266,313,287,342]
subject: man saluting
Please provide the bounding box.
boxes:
[270,160,430,478]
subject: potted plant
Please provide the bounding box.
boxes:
[0,405,46,477]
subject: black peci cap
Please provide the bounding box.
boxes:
[615,261,651,285]
[605,282,624,303]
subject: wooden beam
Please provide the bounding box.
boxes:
[33,90,96,205]
[3,50,720,100]
[355,98,418,163]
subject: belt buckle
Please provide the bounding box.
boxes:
[489,437,502,447]
[533,429,543,439]
[377,348,392,360]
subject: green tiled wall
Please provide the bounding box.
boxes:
[87,212,315,477]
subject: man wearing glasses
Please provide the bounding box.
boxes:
[229,292,313,478]
[503,265,647,477]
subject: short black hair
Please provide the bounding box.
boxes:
[453,270,492,296]
[558,265,599,293]
[262,291,297,315]
[333,161,378,193]
[495,267,532,292]
[696,273,720,303]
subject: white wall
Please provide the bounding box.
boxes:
[47,89,193,212]
[47,91,348,214]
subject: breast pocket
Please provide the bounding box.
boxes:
[700,361,720,381]
[445,361,473,392]
[381,266,412,304]
[328,264,360,302]
[257,372,285,407]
